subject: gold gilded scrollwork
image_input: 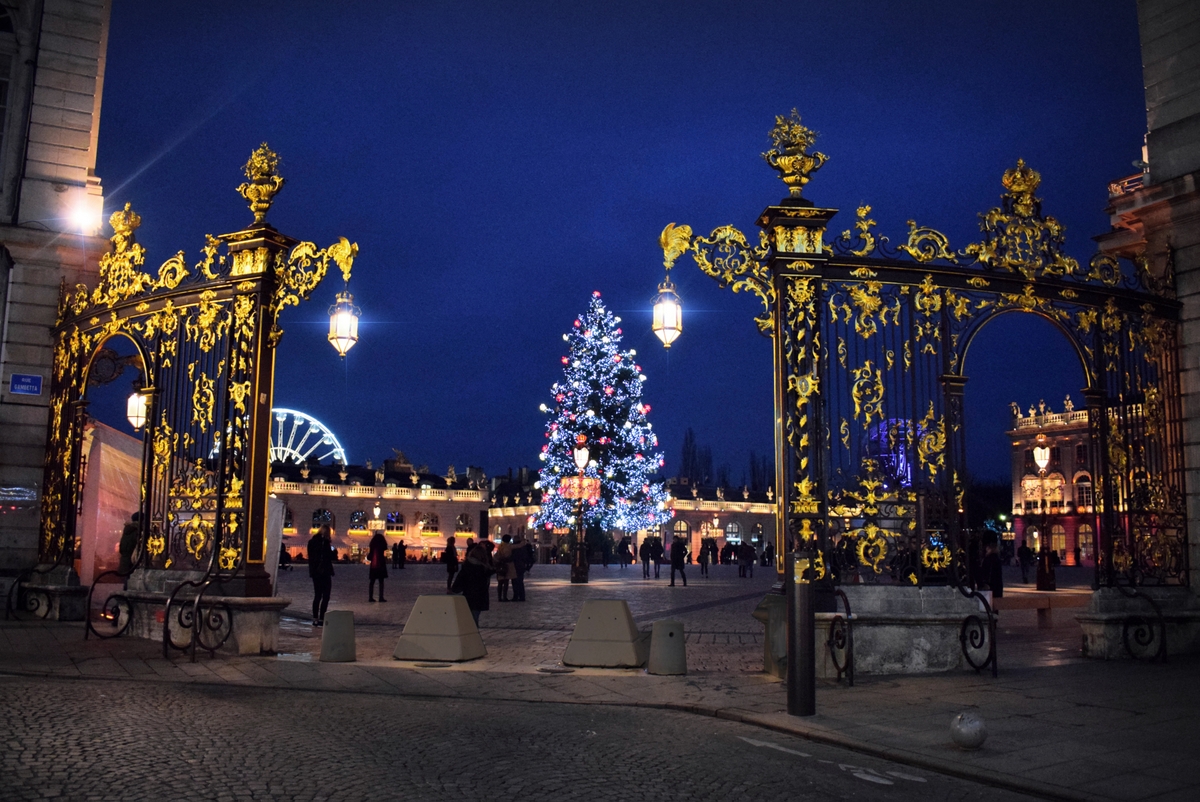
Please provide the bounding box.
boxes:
[833,281,901,340]
[921,545,952,571]
[89,204,152,309]
[899,221,958,263]
[155,252,189,290]
[229,381,251,415]
[196,234,223,280]
[850,361,884,427]
[659,223,692,268]
[152,416,177,481]
[839,205,878,257]
[269,237,358,345]
[187,362,221,432]
[856,523,888,574]
[762,109,828,199]
[689,225,774,334]
[186,290,229,352]
[183,513,213,561]
[146,529,166,559]
[1131,304,1170,363]
[916,401,945,481]
[913,275,942,354]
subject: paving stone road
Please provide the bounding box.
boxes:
[0,674,1034,802]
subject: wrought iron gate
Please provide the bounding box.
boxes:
[39,145,356,648]
[663,112,1186,669]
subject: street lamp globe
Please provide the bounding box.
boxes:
[126,389,148,430]
[328,290,361,358]
[573,435,590,471]
[651,277,682,348]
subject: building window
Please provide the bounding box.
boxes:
[420,513,439,533]
[1075,478,1093,509]
[1051,524,1066,556]
[1076,443,1089,465]
[456,513,472,532]
[283,506,294,530]
[386,512,404,532]
[725,522,742,543]
[349,510,368,530]
[672,520,690,538]
[312,508,333,532]
[1077,524,1094,561]
[1050,446,1060,465]
[751,523,764,543]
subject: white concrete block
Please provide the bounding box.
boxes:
[646,620,686,675]
[319,610,355,662]
[392,594,486,662]
[563,599,649,668]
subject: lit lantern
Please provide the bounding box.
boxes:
[126,390,148,430]
[373,500,381,519]
[573,434,590,471]
[1033,435,1050,472]
[328,290,361,357]
[651,276,682,348]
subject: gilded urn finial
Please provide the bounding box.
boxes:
[237,143,285,225]
[763,110,828,199]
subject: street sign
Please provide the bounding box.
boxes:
[8,374,42,396]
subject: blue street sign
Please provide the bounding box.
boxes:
[9,374,43,396]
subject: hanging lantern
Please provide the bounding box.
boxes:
[573,434,590,471]
[126,390,148,430]
[651,276,682,348]
[328,290,361,357]
[373,500,381,519]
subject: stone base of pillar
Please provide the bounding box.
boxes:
[15,565,88,621]
[1076,587,1200,660]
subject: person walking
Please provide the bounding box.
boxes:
[511,534,530,602]
[651,536,665,579]
[639,538,651,579]
[1017,540,1033,584]
[669,535,688,587]
[617,535,632,570]
[442,536,460,593]
[452,542,496,626]
[307,524,335,627]
[368,528,388,602]
[495,534,516,602]
[739,541,756,579]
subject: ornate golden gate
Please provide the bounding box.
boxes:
[39,145,356,645]
[660,112,1185,668]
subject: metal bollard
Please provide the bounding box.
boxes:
[787,550,816,716]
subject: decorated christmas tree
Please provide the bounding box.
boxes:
[535,292,671,535]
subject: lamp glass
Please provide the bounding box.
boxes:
[573,446,589,471]
[126,391,148,430]
[1033,446,1051,471]
[328,291,360,357]
[651,279,682,348]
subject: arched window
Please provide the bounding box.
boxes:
[751,523,764,542]
[420,513,439,533]
[725,522,742,543]
[672,520,690,538]
[456,513,472,532]
[1077,524,1094,561]
[386,511,404,532]
[1050,524,1066,555]
[349,510,368,530]
[1074,475,1094,509]
[312,509,333,532]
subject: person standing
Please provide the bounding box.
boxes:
[391,541,400,569]
[397,539,407,569]
[739,541,756,579]
[1017,540,1033,584]
[979,541,1004,598]
[368,528,388,602]
[698,537,710,578]
[307,524,335,627]
[650,536,665,579]
[452,542,496,626]
[118,511,140,576]
[669,535,688,587]
[495,534,515,602]
[511,534,529,602]
[639,538,651,579]
[443,536,459,593]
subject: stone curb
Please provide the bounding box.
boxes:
[0,662,1102,802]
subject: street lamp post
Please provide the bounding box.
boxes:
[1033,437,1057,591]
[560,435,600,584]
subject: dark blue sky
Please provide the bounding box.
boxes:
[95,1,1144,484]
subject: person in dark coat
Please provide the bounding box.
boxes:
[739,541,756,579]
[698,537,710,578]
[368,530,388,602]
[443,536,460,593]
[639,538,651,579]
[650,536,665,579]
[979,541,1004,597]
[118,511,140,575]
[511,534,529,602]
[451,542,495,626]
[669,535,688,587]
[307,524,335,626]
[397,539,407,569]
[1017,540,1034,584]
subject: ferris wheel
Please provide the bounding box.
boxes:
[270,408,347,465]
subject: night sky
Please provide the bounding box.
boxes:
[93,1,1144,485]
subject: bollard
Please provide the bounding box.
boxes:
[647,620,686,675]
[787,551,815,716]
[393,595,486,662]
[319,610,356,662]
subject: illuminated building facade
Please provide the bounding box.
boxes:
[1008,400,1096,566]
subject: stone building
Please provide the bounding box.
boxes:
[0,0,110,571]
[1097,0,1200,588]
[269,453,489,562]
[1007,400,1097,566]
[661,477,775,562]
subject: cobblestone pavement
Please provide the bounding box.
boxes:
[1,564,1197,802]
[0,674,1032,801]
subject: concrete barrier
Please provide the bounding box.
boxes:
[393,595,486,662]
[319,610,356,662]
[563,599,649,668]
[647,620,686,675]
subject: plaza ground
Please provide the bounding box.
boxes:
[1,563,1196,801]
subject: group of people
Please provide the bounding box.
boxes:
[444,534,537,624]
[637,535,768,582]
